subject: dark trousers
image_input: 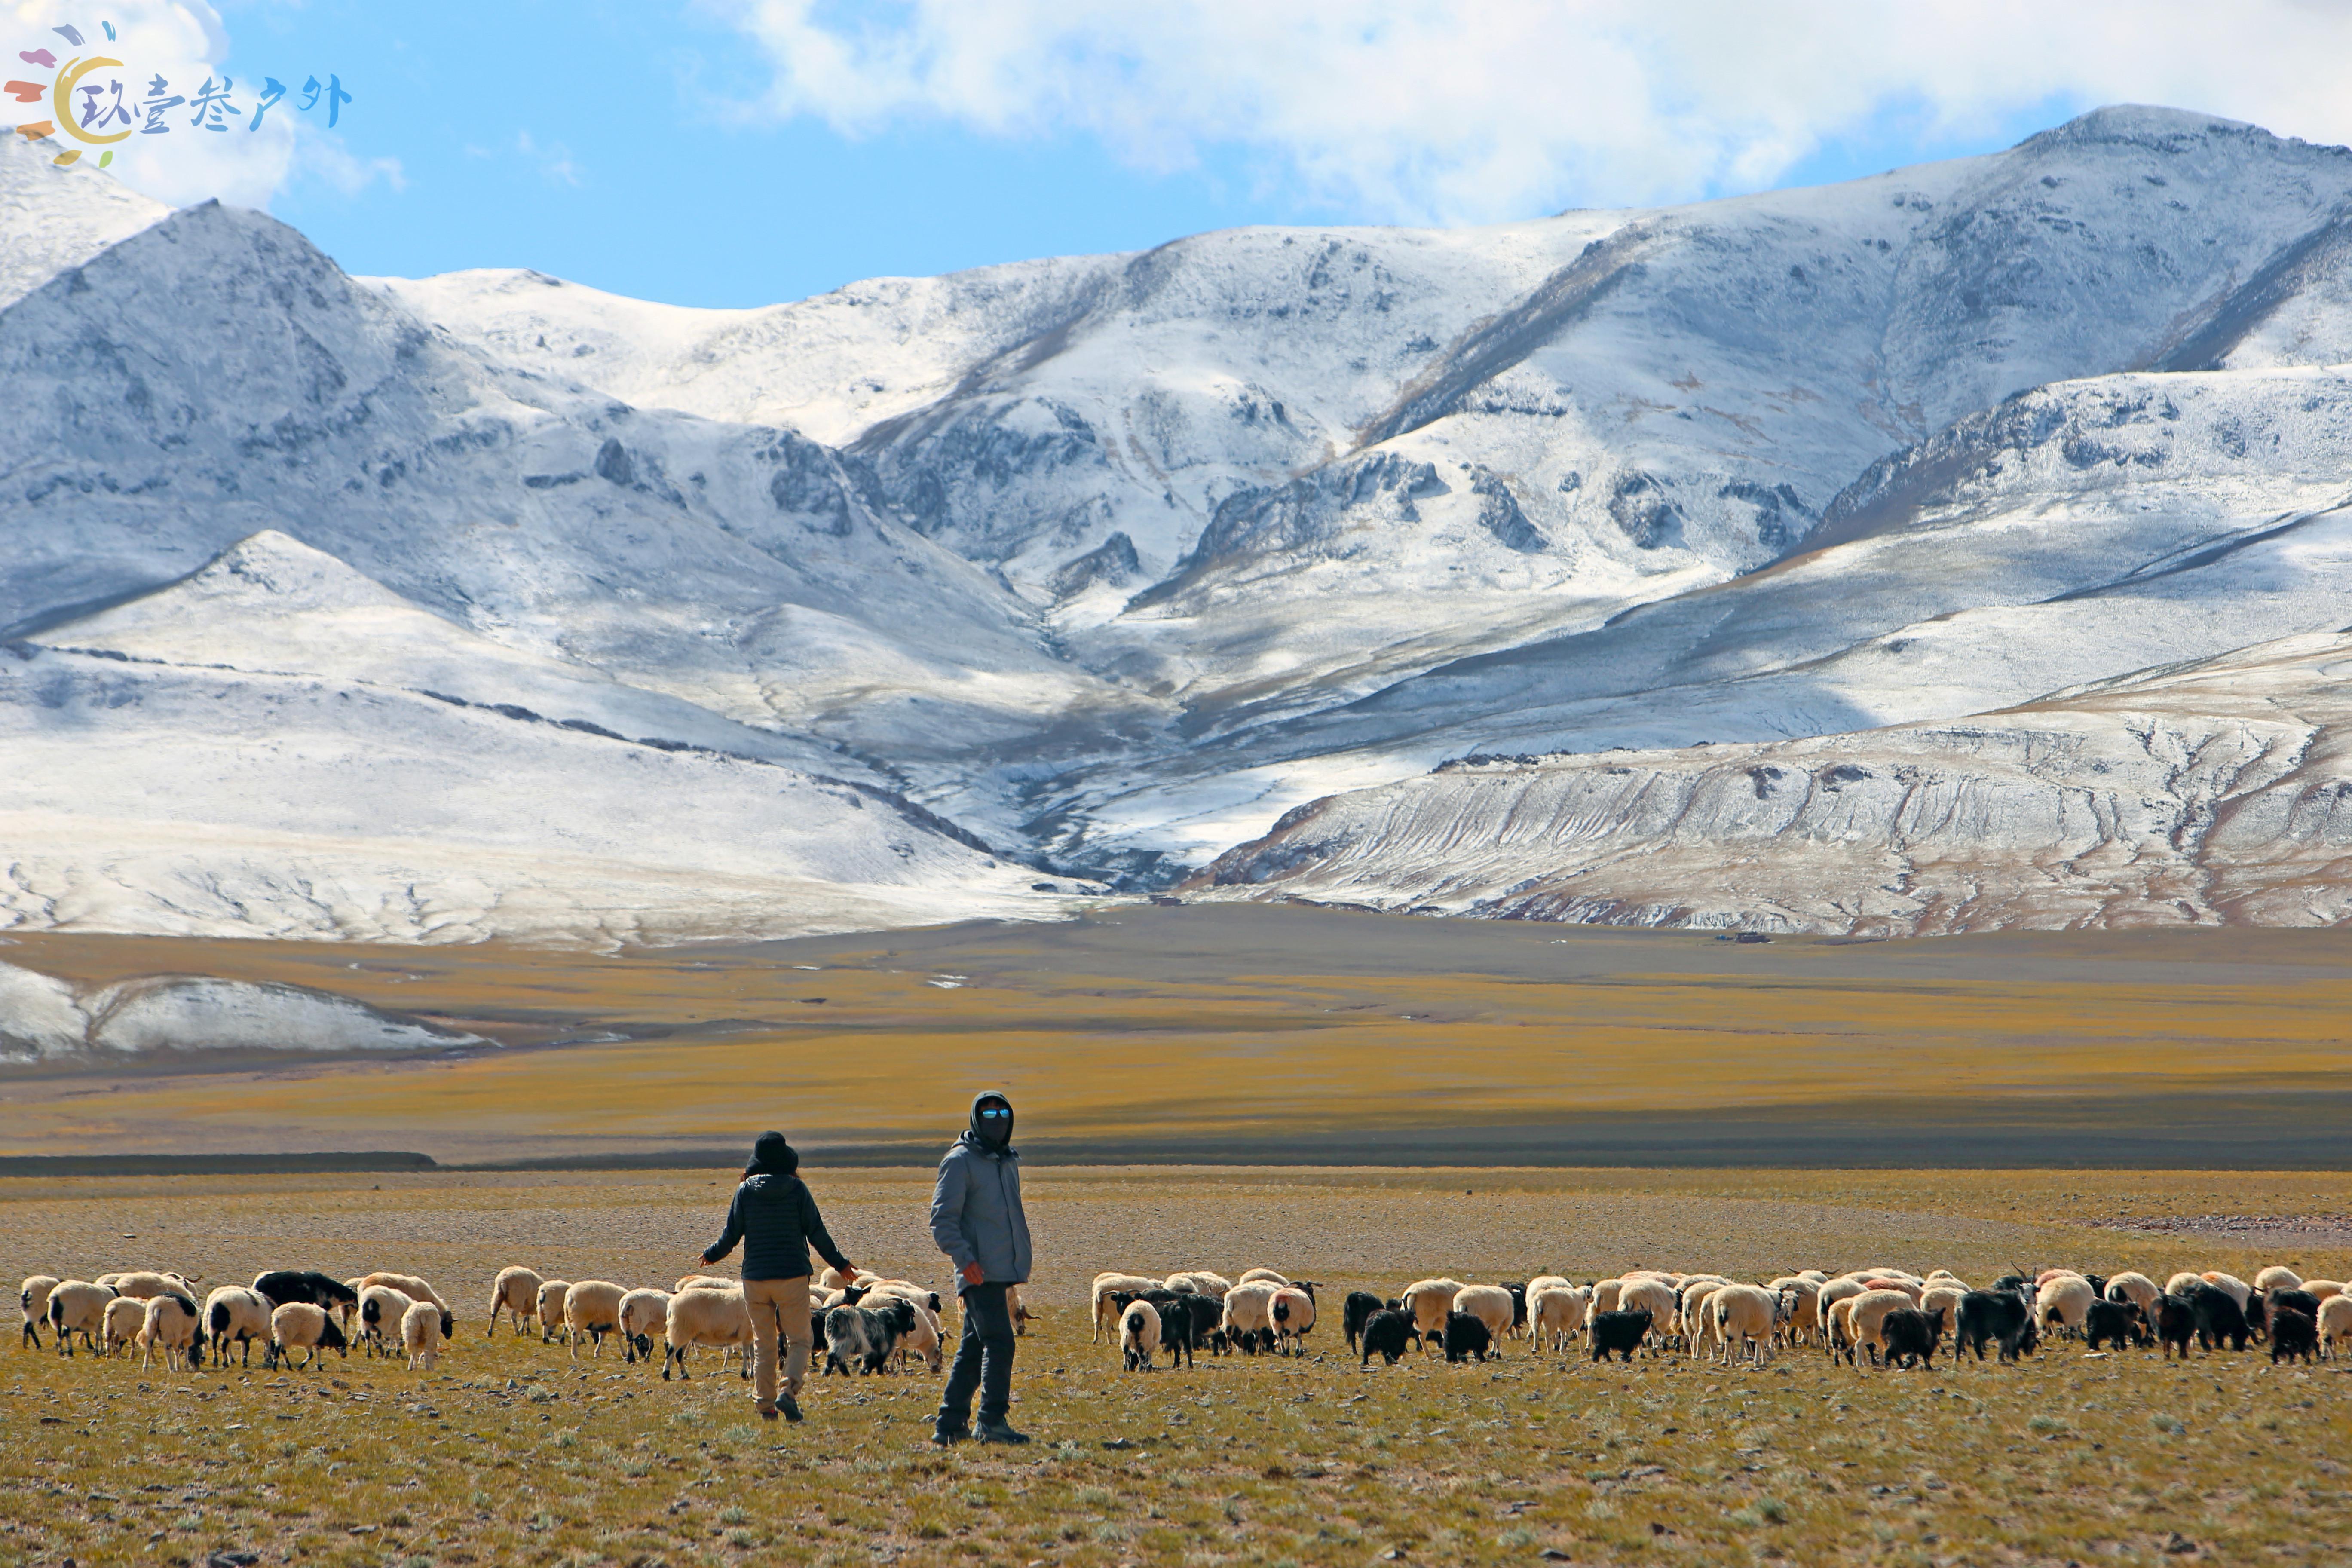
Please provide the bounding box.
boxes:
[937,1282,1016,1428]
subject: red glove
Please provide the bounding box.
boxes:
[960,1262,985,1287]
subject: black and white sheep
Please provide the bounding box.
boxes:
[266,1302,349,1370]
[824,1293,918,1375]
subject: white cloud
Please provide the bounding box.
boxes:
[3,0,291,207]
[4,0,395,210]
[516,129,583,187]
[710,0,2352,223]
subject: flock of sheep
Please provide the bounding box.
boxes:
[24,1257,2351,1388]
[15,1263,1018,1383]
[1090,1264,2352,1372]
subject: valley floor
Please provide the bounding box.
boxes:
[4,1167,2350,1567]
[6,906,2352,1167]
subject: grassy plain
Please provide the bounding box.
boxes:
[5,1167,2352,1568]
[6,906,2352,1165]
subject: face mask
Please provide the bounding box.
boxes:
[976,1104,1013,1145]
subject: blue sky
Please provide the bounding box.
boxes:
[56,0,2347,309]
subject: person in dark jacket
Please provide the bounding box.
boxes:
[692,1131,857,1423]
[929,1090,1032,1445]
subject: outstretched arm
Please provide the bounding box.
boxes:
[701,1188,746,1267]
[799,1184,853,1276]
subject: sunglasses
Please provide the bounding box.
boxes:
[978,1107,1011,1119]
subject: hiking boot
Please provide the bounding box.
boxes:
[778,1391,804,1423]
[756,1404,778,1421]
[930,1423,968,1447]
[975,1418,1031,1446]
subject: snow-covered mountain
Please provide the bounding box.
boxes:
[7,105,2352,942]
[1190,628,2352,934]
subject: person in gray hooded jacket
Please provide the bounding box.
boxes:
[929,1090,1032,1445]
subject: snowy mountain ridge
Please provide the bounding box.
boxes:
[7,107,2352,941]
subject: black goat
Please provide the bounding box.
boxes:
[2155,1294,2198,1359]
[1155,1298,1199,1369]
[2186,1283,2249,1352]
[1589,1308,1652,1363]
[1955,1289,2038,1363]
[1880,1305,1945,1369]
[251,1270,358,1317]
[2084,1298,2148,1351]
[1443,1310,1492,1363]
[2270,1307,2319,1365]
[1360,1309,1415,1366]
[1342,1290,1387,1355]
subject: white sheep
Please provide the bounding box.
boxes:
[45,1280,115,1356]
[619,1289,672,1365]
[1221,1280,1280,1354]
[1814,1277,1869,1339]
[2303,1280,2345,1302]
[20,1275,59,1350]
[1617,1278,1677,1349]
[1165,1271,1232,1299]
[2164,1271,2205,1296]
[536,1278,573,1342]
[1708,1284,1782,1367]
[267,1301,349,1370]
[487,1266,543,1337]
[1401,1279,1465,1349]
[1091,1273,1163,1342]
[1271,1286,1318,1354]
[1119,1299,1161,1370]
[564,1281,628,1360]
[2254,1266,2303,1294]
[103,1296,147,1357]
[106,1271,199,1302]
[896,1302,944,1373]
[1452,1285,1513,1355]
[2200,1272,2253,1309]
[1237,1268,1289,1286]
[662,1285,753,1381]
[359,1272,450,1316]
[2036,1275,2096,1338]
[1920,1285,1967,1342]
[1767,1278,1821,1346]
[358,1285,419,1357]
[402,1298,445,1370]
[1680,1281,1725,1359]
[1846,1289,1917,1367]
[137,1293,206,1371]
[2317,1295,2352,1359]
[1589,1279,1625,1317]
[203,1286,275,1369]
[1529,1285,1588,1351]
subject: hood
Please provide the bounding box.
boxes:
[746,1130,798,1176]
[968,1090,1014,1152]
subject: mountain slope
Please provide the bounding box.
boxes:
[0,134,165,310]
[1192,629,2352,934]
[0,536,1057,944]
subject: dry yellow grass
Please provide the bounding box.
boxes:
[5,1166,2352,1568]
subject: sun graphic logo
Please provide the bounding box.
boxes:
[8,19,136,168]
[9,17,348,169]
